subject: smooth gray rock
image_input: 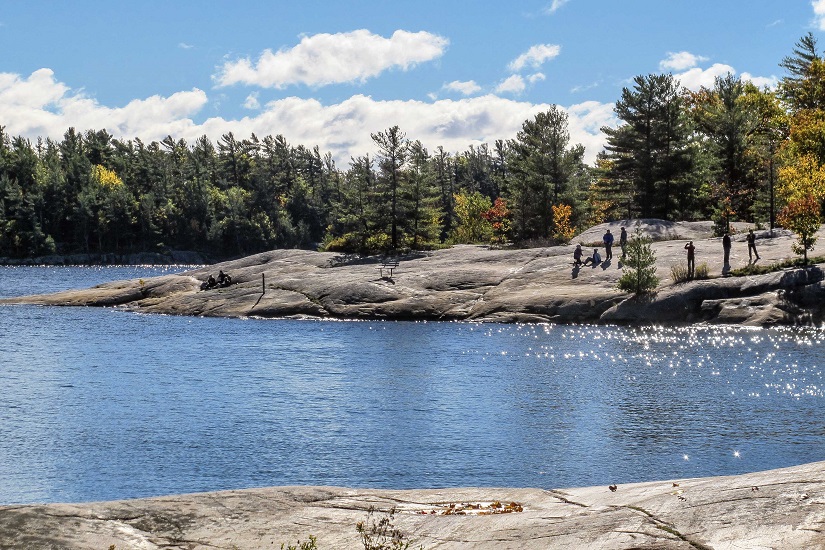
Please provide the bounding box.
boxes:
[4,222,825,327]
[2,460,824,549]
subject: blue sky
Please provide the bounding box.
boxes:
[0,1,823,165]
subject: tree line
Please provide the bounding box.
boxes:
[1,34,823,260]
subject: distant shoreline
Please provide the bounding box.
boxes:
[4,220,825,327]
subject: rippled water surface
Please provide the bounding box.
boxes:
[1,266,824,504]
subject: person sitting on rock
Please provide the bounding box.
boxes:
[573,244,584,266]
[203,274,217,289]
[217,270,232,286]
[583,248,601,267]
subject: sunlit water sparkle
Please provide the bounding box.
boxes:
[0,266,824,504]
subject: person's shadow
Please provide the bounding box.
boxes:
[571,265,581,279]
[601,259,611,270]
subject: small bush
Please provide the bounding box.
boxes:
[670,263,689,283]
[670,262,709,283]
[357,507,421,550]
[281,536,319,550]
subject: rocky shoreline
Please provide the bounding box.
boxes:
[3,221,825,327]
[2,460,824,549]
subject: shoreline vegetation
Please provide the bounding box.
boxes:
[4,219,825,327]
[1,35,824,275]
[1,460,823,549]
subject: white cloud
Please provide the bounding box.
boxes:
[243,92,260,110]
[814,0,825,30]
[659,51,708,71]
[178,42,194,50]
[0,68,615,168]
[508,44,561,72]
[0,68,207,141]
[444,80,482,95]
[495,75,526,94]
[544,0,570,14]
[528,73,546,84]
[673,63,736,90]
[668,63,777,91]
[214,29,449,89]
[740,72,779,89]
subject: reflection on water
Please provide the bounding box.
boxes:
[0,267,824,504]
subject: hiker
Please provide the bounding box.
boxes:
[722,232,731,273]
[684,241,696,279]
[573,244,583,266]
[619,226,628,259]
[583,248,601,267]
[603,229,614,261]
[747,229,760,262]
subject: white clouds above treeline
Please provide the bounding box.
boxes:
[813,0,825,30]
[0,68,615,165]
[657,51,778,90]
[214,29,449,88]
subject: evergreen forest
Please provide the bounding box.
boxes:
[1,34,824,260]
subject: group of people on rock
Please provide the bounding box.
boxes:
[573,227,628,268]
[573,226,764,276]
[201,270,233,290]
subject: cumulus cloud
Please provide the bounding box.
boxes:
[528,73,546,84]
[444,80,482,95]
[669,64,778,91]
[544,0,570,14]
[740,72,778,89]
[672,63,735,90]
[814,0,825,30]
[0,68,615,167]
[0,68,207,141]
[659,51,708,71]
[508,44,561,72]
[214,29,449,89]
[243,92,260,110]
[495,75,526,94]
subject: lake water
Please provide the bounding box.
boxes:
[1,266,824,505]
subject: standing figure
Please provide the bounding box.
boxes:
[603,229,614,261]
[722,232,731,273]
[747,229,760,262]
[619,226,628,259]
[684,241,696,279]
[573,244,583,266]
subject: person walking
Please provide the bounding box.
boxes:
[684,241,696,279]
[722,232,731,273]
[747,229,760,262]
[619,226,628,259]
[573,244,583,266]
[603,229,614,261]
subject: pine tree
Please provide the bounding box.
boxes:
[617,225,659,295]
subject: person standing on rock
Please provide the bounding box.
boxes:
[619,226,628,259]
[747,229,760,262]
[603,229,614,261]
[573,244,583,266]
[722,232,732,273]
[684,241,696,279]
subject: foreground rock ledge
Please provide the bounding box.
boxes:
[2,461,824,549]
[4,222,825,326]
